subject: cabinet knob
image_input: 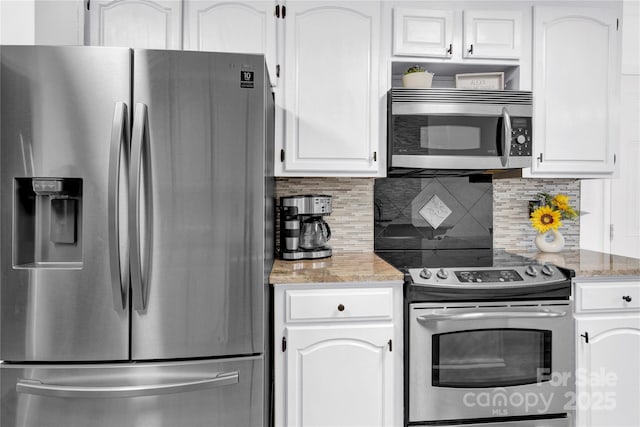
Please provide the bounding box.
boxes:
[337,304,345,312]
[622,295,632,303]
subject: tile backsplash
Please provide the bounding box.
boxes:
[493,178,580,252]
[275,178,374,253]
[374,176,493,251]
[275,176,580,255]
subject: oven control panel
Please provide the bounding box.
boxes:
[409,264,567,288]
[455,269,523,283]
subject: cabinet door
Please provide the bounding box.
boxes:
[280,1,381,175]
[576,316,640,427]
[463,10,522,59]
[532,6,618,176]
[284,325,394,427]
[183,1,277,85]
[88,0,182,49]
[393,8,454,58]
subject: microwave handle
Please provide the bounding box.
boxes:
[501,107,512,167]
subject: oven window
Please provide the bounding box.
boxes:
[432,328,551,388]
[391,115,504,156]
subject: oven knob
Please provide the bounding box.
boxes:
[516,135,526,144]
[419,268,432,279]
[525,265,538,277]
[541,265,554,276]
[436,268,449,279]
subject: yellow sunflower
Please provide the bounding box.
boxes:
[552,194,570,211]
[530,206,562,233]
[552,194,579,219]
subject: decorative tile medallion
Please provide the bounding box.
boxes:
[418,195,452,229]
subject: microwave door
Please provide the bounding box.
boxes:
[390,111,506,170]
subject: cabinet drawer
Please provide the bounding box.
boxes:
[576,282,640,312]
[285,288,393,322]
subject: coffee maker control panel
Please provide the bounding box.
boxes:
[281,194,332,215]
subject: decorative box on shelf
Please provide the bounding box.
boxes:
[455,72,504,90]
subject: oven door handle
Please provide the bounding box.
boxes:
[417,309,567,323]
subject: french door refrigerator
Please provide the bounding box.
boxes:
[0,46,274,427]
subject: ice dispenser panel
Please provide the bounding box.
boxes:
[13,178,83,269]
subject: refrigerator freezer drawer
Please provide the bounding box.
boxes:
[1,356,263,427]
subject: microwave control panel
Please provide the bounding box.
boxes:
[509,117,532,157]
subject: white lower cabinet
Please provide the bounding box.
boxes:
[574,279,640,427]
[274,282,403,427]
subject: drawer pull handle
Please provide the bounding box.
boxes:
[337,304,345,312]
[622,296,632,303]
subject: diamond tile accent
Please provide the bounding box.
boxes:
[418,195,452,229]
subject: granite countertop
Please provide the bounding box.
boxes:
[519,249,640,277]
[269,252,404,285]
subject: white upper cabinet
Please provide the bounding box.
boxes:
[278,1,382,176]
[183,1,278,84]
[530,6,619,177]
[393,8,454,58]
[463,10,523,59]
[88,0,182,49]
[392,7,523,61]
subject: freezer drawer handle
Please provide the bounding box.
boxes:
[108,101,130,311]
[15,371,239,399]
[417,309,566,323]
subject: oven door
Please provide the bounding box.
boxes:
[409,301,574,423]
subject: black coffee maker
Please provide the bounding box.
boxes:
[279,194,332,260]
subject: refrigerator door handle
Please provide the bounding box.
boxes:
[108,102,130,311]
[130,103,151,312]
[16,371,239,398]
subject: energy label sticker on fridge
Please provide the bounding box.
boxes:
[241,71,254,88]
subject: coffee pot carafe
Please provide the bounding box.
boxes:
[300,218,331,250]
[279,195,332,260]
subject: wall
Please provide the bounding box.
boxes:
[0,0,83,45]
[0,0,35,44]
[276,176,581,254]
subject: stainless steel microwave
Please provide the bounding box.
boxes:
[388,88,533,170]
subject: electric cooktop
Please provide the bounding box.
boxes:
[375,249,573,302]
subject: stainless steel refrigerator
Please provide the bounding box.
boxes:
[0,46,274,427]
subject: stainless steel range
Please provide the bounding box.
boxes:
[376,250,574,427]
[374,177,575,427]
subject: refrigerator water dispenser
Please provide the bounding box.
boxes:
[13,178,83,268]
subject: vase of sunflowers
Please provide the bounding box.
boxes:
[529,193,578,253]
